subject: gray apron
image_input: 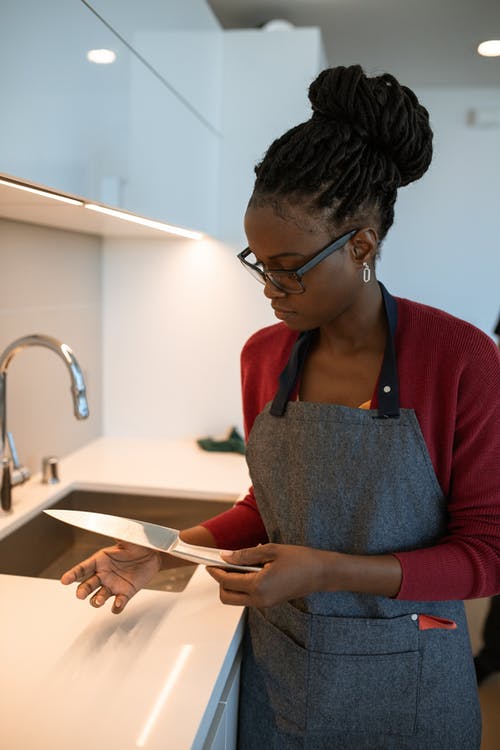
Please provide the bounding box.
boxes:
[238,285,481,749]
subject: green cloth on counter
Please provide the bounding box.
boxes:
[197,426,246,454]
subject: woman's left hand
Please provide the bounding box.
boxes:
[206,543,328,608]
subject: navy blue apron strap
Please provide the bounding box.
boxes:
[269,331,314,416]
[376,283,399,419]
[270,283,400,418]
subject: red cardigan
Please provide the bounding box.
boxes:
[203,296,500,601]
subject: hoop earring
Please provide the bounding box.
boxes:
[362,262,371,283]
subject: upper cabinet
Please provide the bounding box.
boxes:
[0,0,324,242]
[0,0,222,235]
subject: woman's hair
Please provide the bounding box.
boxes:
[251,65,433,240]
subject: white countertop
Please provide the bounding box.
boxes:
[0,437,251,750]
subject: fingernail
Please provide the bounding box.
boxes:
[95,597,103,606]
[114,599,122,608]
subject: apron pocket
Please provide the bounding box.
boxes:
[308,649,420,737]
[307,613,421,737]
[248,607,308,733]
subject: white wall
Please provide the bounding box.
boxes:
[102,235,274,439]
[378,87,500,335]
[0,219,103,475]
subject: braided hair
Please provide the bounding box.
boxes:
[251,65,433,240]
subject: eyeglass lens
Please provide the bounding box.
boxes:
[241,254,304,293]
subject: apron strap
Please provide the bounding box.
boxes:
[270,283,400,419]
[269,330,314,417]
[376,284,400,419]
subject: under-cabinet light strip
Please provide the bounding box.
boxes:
[0,178,84,206]
[84,203,203,240]
[0,177,203,240]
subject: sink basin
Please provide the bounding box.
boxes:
[0,490,232,592]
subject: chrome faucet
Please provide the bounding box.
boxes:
[0,334,89,512]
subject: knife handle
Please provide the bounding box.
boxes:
[171,538,262,572]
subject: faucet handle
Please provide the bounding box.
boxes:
[6,432,30,485]
[1,456,11,511]
[7,431,20,469]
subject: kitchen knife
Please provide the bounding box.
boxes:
[44,508,262,572]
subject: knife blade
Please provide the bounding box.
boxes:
[44,508,261,572]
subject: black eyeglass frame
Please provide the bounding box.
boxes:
[237,228,358,294]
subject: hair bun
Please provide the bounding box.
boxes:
[309,65,433,186]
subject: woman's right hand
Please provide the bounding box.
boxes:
[60,542,163,614]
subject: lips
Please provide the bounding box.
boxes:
[272,305,295,320]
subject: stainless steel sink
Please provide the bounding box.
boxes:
[0,490,232,592]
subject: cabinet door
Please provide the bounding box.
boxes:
[203,702,227,750]
[223,657,241,750]
[0,0,220,233]
[202,651,241,750]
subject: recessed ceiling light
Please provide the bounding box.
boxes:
[86,48,117,64]
[477,40,500,57]
[262,19,295,31]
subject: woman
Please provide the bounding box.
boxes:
[62,65,500,748]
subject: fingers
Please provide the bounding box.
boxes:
[216,589,251,607]
[77,576,133,614]
[75,573,103,601]
[90,584,113,608]
[89,586,131,614]
[111,594,130,614]
[206,567,255,606]
[60,556,97,585]
[221,543,276,567]
[207,566,262,598]
[72,567,135,613]
[206,566,255,587]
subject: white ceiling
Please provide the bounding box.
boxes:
[208,0,500,87]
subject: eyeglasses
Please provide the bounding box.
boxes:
[237,228,358,294]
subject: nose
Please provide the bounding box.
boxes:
[263,278,287,299]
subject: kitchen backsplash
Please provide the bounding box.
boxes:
[0,217,103,476]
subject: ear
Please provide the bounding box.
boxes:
[349,228,379,265]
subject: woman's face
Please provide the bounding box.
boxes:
[243,201,375,332]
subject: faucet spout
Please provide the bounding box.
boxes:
[56,342,90,420]
[0,334,90,511]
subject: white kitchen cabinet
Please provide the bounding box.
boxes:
[0,0,221,234]
[124,28,221,236]
[201,649,241,750]
[0,2,324,241]
[0,0,128,201]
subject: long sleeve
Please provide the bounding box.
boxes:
[393,307,500,599]
[201,486,268,550]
